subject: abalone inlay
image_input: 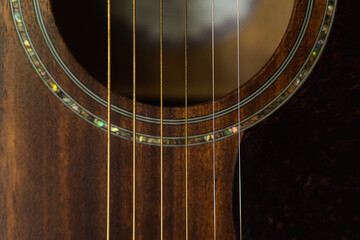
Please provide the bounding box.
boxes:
[10,0,336,146]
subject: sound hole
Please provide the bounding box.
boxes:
[51,0,293,106]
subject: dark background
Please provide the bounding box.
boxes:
[239,0,360,239]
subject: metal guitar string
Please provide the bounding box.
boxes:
[106,0,111,239]
[132,0,137,239]
[184,0,189,239]
[212,0,217,239]
[109,1,239,239]
[237,0,243,239]
[7,0,336,238]
[160,0,164,239]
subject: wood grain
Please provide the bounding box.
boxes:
[0,0,334,239]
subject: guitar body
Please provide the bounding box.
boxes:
[2,0,357,239]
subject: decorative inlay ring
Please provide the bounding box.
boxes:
[10,0,336,146]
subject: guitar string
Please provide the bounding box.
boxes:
[184,0,189,238]
[132,0,136,239]
[236,0,243,239]
[211,0,216,239]
[108,2,237,239]
[106,0,111,239]
[160,0,164,239]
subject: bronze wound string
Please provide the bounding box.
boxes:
[132,0,137,239]
[237,0,243,239]
[211,0,216,239]
[160,0,164,239]
[107,0,111,239]
[185,0,189,239]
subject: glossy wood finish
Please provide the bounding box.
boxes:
[0,0,336,240]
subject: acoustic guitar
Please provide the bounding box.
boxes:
[0,0,345,239]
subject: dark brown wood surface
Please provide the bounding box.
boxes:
[0,0,352,240]
[0,1,240,238]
